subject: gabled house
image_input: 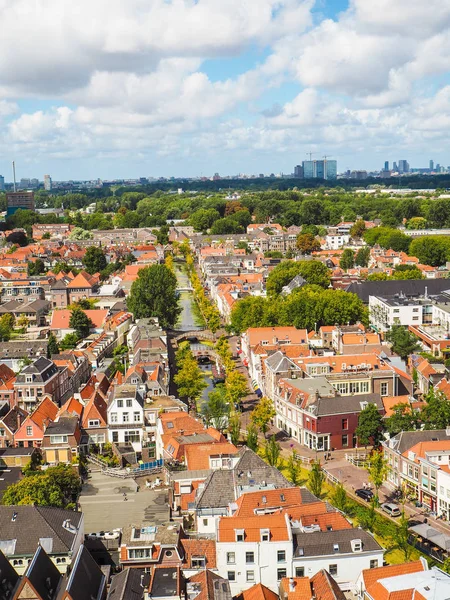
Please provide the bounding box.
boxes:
[14,397,58,448]
[66,270,100,304]
[82,391,108,450]
[0,406,27,448]
[12,545,62,599]
[14,357,70,412]
[0,505,84,575]
[42,416,82,465]
[107,385,145,452]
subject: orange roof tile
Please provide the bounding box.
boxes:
[50,309,109,330]
[30,397,59,429]
[279,578,312,600]
[235,583,279,600]
[184,443,238,470]
[218,513,289,542]
[382,396,411,417]
[180,538,216,569]
[362,560,425,593]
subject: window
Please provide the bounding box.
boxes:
[124,430,140,443]
[50,434,68,444]
[277,550,286,563]
[370,560,379,569]
[123,413,129,423]
[351,539,362,552]
[236,529,245,542]
[26,426,33,436]
[88,419,100,427]
[203,519,208,527]
[333,543,340,553]
[246,552,255,564]
[342,434,348,448]
[110,413,118,423]
[112,432,119,443]
[0,429,4,436]
[342,418,348,430]
[329,564,338,576]
[117,400,123,408]
[277,569,287,581]
[133,412,141,422]
[226,552,235,564]
[295,567,304,577]
[381,382,388,396]
[191,556,206,569]
[129,548,152,559]
[126,399,132,407]
[227,572,235,582]
[246,571,255,582]
[261,529,270,541]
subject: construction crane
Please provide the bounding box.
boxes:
[306,151,317,161]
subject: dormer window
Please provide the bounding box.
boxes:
[333,543,339,553]
[236,529,245,542]
[26,376,32,383]
[351,539,362,552]
[260,529,270,542]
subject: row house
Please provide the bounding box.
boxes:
[383,429,450,513]
[14,357,71,412]
[32,222,74,239]
[107,384,145,452]
[275,376,385,451]
[0,298,50,326]
[127,318,168,366]
[51,351,92,397]
[294,353,411,398]
[0,406,27,448]
[0,363,16,405]
[124,362,169,398]
[14,396,59,448]
[215,498,383,594]
[49,270,100,308]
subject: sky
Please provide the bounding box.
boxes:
[1,0,450,180]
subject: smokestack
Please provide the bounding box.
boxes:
[12,161,16,192]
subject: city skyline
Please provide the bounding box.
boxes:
[0,1,449,179]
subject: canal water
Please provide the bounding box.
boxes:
[175,263,214,409]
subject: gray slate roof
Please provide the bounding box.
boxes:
[385,429,450,454]
[0,549,19,599]
[107,568,147,600]
[294,528,382,558]
[345,278,450,303]
[16,357,58,383]
[64,545,107,600]
[24,545,61,600]
[0,506,82,556]
[44,416,78,436]
[0,340,47,360]
[312,393,383,417]
[195,447,293,510]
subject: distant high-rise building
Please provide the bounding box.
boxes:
[393,162,398,171]
[301,159,337,180]
[294,165,303,178]
[384,161,389,171]
[430,160,434,171]
[398,160,409,174]
[44,174,52,191]
[6,191,35,216]
[436,163,441,172]
[0,175,4,191]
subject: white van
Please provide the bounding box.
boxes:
[381,503,401,517]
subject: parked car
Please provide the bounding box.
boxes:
[381,503,401,517]
[86,530,121,540]
[86,531,106,539]
[355,488,374,502]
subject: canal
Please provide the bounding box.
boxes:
[175,263,214,410]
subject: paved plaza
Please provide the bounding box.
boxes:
[79,470,169,532]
